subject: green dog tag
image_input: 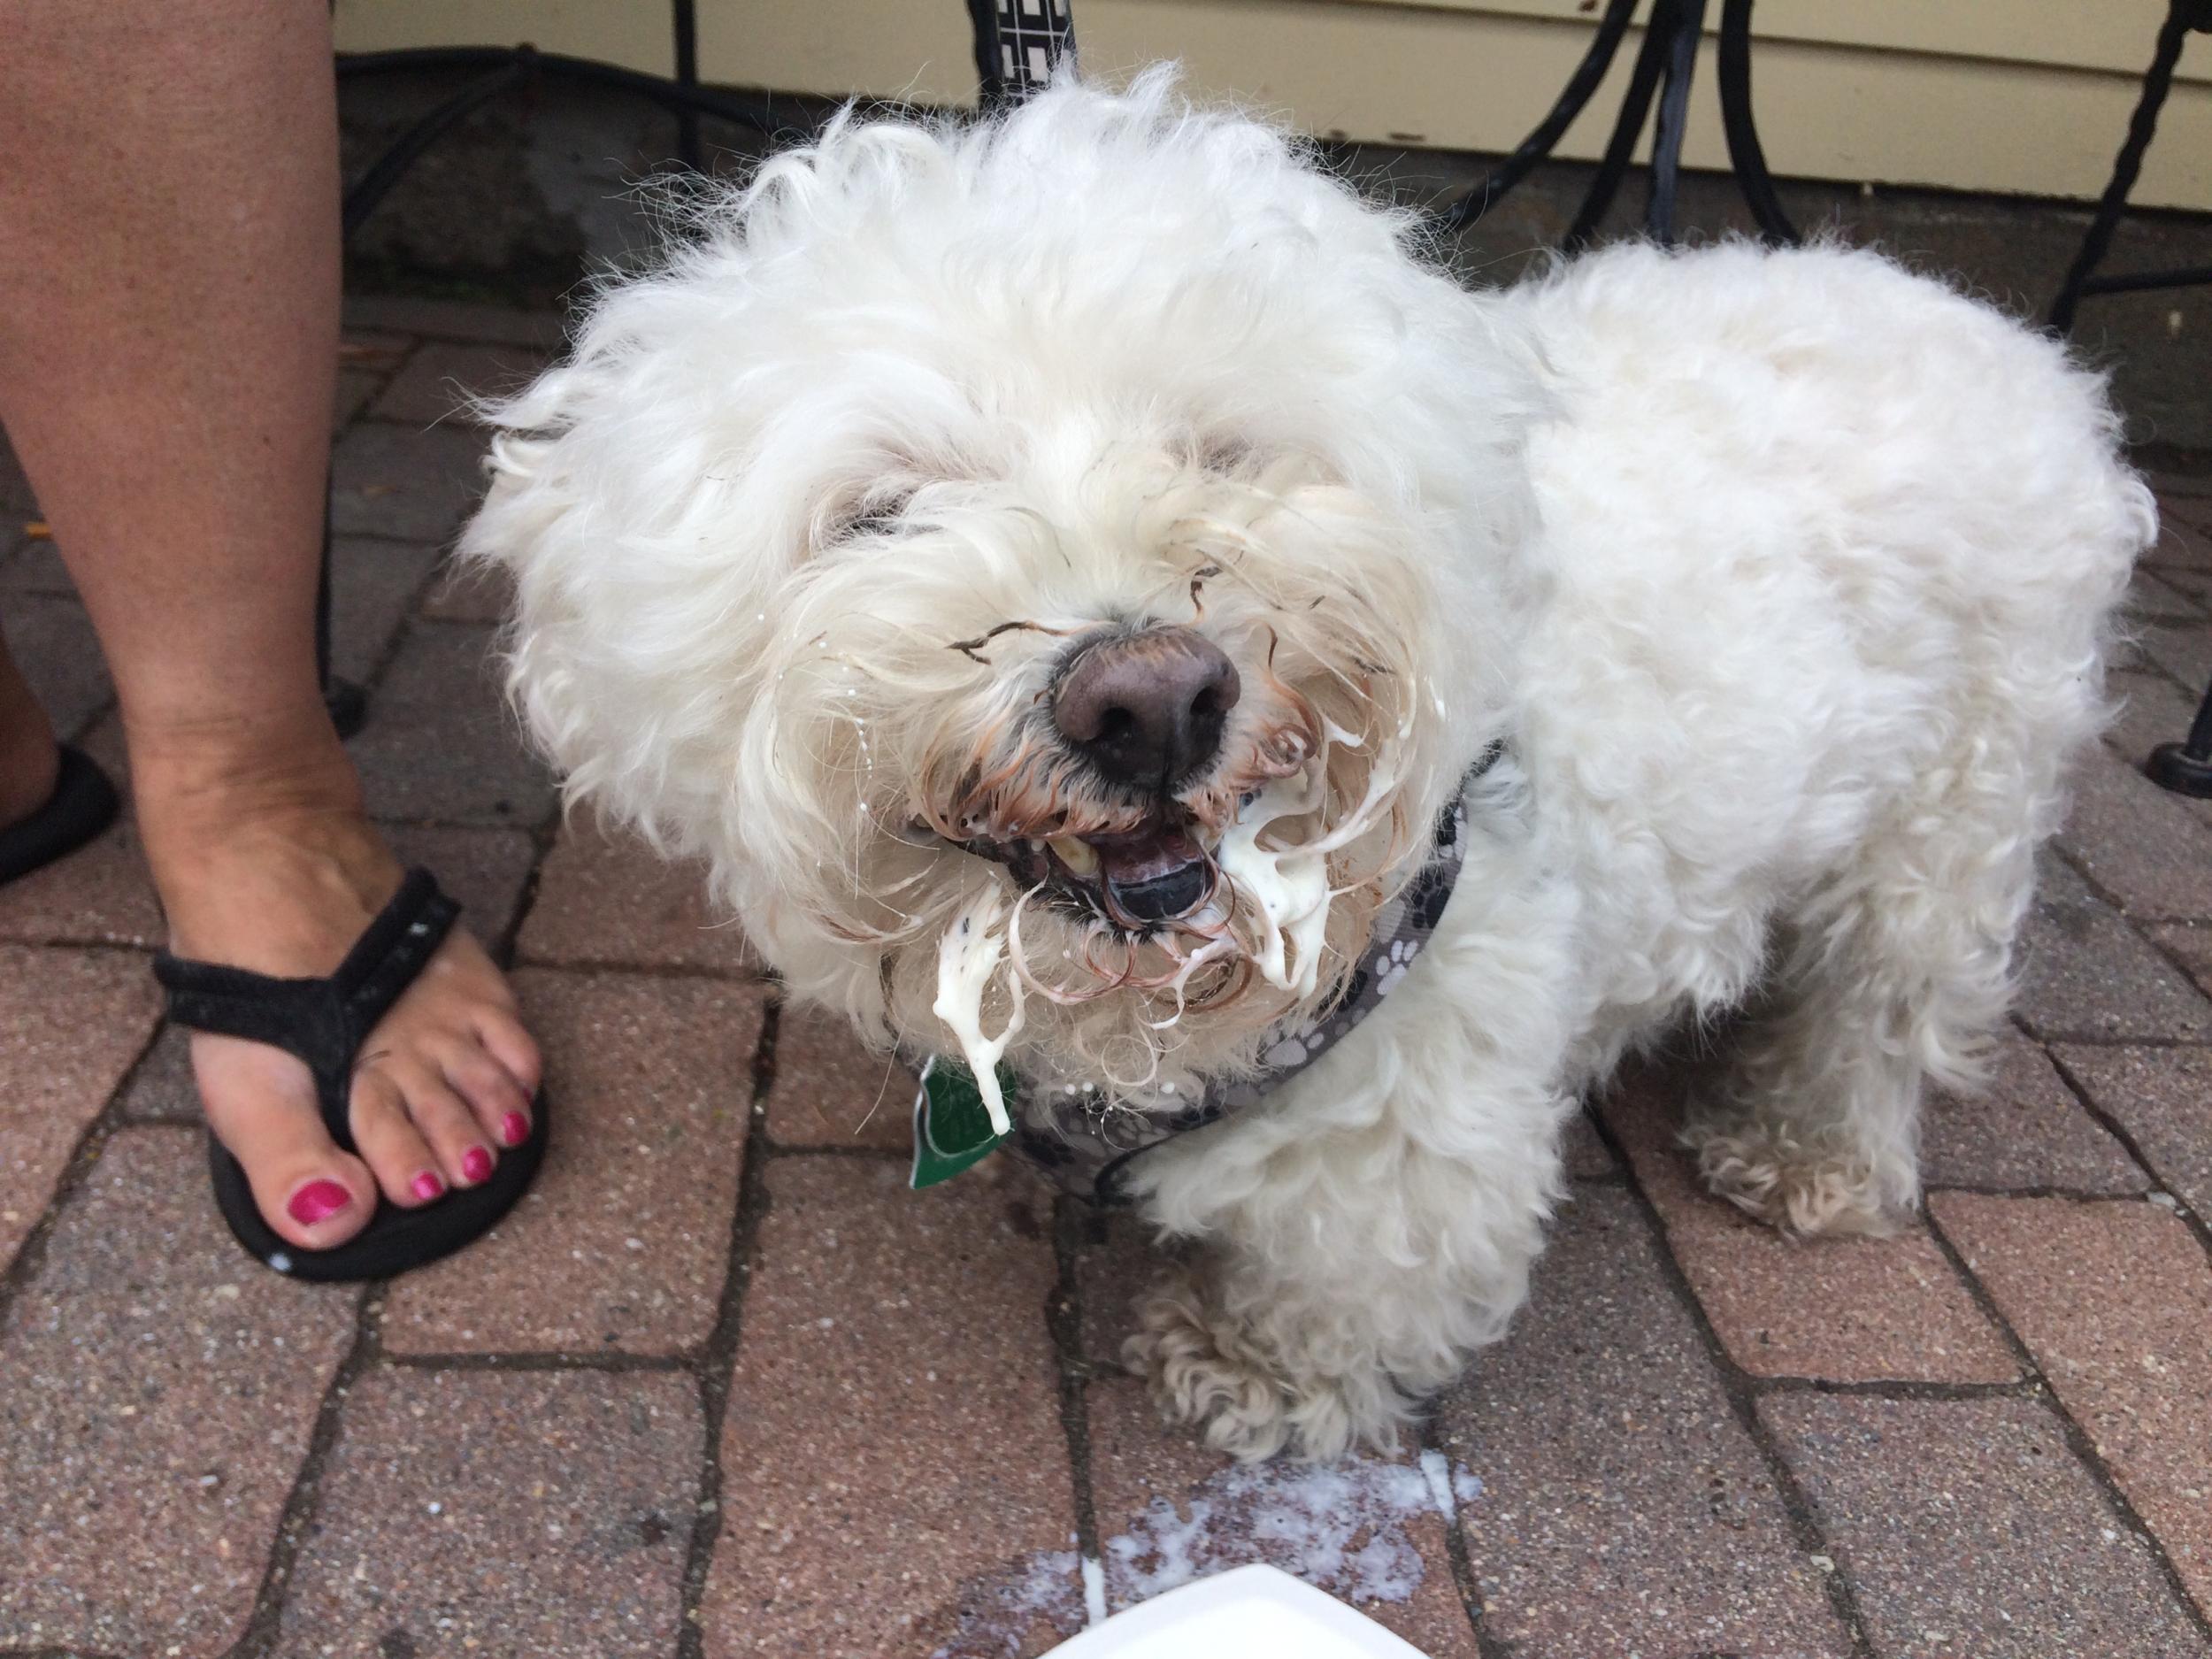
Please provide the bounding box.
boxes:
[910,1056,1017,1188]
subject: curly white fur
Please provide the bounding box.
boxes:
[463,71,2152,1461]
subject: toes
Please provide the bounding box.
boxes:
[193,1033,377,1250]
[348,1070,450,1208]
[421,931,541,1096]
[472,1005,542,1102]
[362,1060,497,1188]
[442,1042,535,1149]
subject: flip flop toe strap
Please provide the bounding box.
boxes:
[151,869,461,1148]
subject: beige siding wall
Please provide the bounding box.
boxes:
[333,0,2212,210]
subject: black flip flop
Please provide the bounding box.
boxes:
[0,744,120,885]
[153,867,548,1281]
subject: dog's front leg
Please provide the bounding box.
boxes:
[1119,1033,1573,1462]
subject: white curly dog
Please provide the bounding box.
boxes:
[464,72,2152,1461]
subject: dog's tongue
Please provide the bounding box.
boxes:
[1096,826,1210,923]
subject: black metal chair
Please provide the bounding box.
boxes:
[314,0,1824,738]
[2047,0,2212,799]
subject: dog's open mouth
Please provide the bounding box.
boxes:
[952,814,1224,929]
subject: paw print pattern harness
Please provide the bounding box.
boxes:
[975,741,1503,1205]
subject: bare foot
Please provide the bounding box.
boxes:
[135,730,541,1256]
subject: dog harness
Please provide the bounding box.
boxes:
[913,741,1502,1205]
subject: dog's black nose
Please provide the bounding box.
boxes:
[1053,626,1241,791]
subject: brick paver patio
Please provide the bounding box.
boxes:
[4,299,2212,1658]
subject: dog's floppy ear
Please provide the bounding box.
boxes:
[457,335,805,850]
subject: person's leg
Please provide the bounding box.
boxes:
[0,1,540,1252]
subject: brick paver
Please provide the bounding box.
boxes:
[334,365,382,427]
[0,944,159,1272]
[2140,618,2212,692]
[2057,739,2212,921]
[1932,1193,2212,1617]
[370,338,549,426]
[114,1024,198,1122]
[2015,856,2212,1041]
[1087,1374,1476,1655]
[2149,918,2212,999]
[3,591,111,741]
[342,293,569,349]
[328,420,489,543]
[0,795,161,948]
[0,434,34,511]
[329,533,442,685]
[516,821,763,976]
[1077,1208,1164,1365]
[2128,567,2211,621]
[2104,672,2212,831]
[349,622,559,826]
[1601,1070,2017,1383]
[380,970,763,1355]
[0,1129,357,1656]
[1764,1393,2206,1659]
[700,1157,1079,1658]
[2053,1043,2212,1216]
[419,552,514,622]
[271,1369,703,1659]
[1435,1187,1852,1657]
[1561,1104,1617,1177]
[764,1002,917,1151]
[0,531,69,595]
[2155,562,2212,608]
[1920,1027,2147,1194]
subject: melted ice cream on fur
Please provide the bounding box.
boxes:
[933,885,1025,1133]
[933,723,1407,1085]
[1214,723,1403,1000]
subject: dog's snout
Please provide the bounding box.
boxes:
[1052,626,1241,790]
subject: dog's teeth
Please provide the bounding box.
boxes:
[1050,835,1100,877]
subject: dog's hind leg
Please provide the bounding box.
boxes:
[1684,757,2047,1237]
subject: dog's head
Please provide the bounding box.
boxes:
[465,71,1541,1103]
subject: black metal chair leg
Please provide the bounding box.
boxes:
[1717,0,1800,244]
[1642,0,1709,243]
[2147,677,2212,798]
[2049,0,2197,333]
[1563,0,1680,253]
[672,0,703,170]
[1435,0,1640,237]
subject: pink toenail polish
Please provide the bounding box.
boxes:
[412,1171,446,1202]
[462,1146,494,1184]
[288,1179,352,1226]
[501,1112,529,1147]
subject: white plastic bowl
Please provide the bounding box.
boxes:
[1049,1564,1432,1658]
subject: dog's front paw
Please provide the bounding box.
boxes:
[1686,1118,1901,1238]
[1123,1272,1376,1462]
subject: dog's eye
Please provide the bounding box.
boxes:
[1197,435,1252,474]
[818,492,915,549]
